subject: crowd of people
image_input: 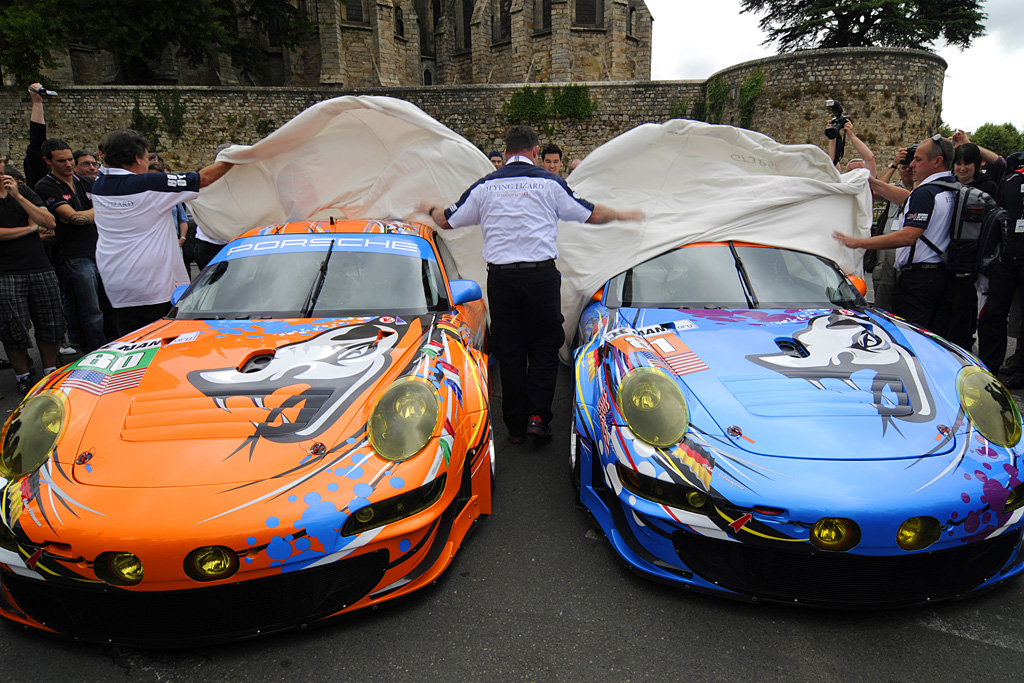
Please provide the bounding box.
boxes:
[0,85,234,398]
[832,120,1024,385]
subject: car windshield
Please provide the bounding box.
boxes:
[171,244,449,320]
[605,243,864,309]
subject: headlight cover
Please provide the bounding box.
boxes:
[957,367,1022,447]
[341,473,447,536]
[369,377,442,462]
[1,392,65,479]
[615,367,688,448]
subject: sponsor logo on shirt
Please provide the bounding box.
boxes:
[906,212,930,222]
[167,174,189,188]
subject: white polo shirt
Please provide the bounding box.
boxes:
[444,156,594,264]
[92,168,199,307]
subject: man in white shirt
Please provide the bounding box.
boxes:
[835,134,957,336]
[92,129,234,337]
[425,125,643,443]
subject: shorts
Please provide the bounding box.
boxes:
[0,270,65,348]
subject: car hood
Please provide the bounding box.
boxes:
[49,316,434,487]
[612,307,963,460]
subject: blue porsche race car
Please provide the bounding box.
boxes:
[571,241,1024,608]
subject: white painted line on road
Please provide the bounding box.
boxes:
[917,612,1024,653]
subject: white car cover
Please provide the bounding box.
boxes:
[189,97,871,361]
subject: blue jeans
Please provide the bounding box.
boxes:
[63,257,108,352]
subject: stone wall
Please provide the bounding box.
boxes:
[708,47,947,167]
[0,48,945,176]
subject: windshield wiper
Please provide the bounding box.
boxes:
[301,248,334,318]
[728,242,758,309]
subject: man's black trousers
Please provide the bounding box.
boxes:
[978,259,1024,374]
[486,263,564,437]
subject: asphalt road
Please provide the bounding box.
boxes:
[1,354,1023,683]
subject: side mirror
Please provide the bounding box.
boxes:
[170,284,189,306]
[848,276,867,297]
[449,279,483,306]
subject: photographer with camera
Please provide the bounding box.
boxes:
[863,146,917,310]
[825,100,876,175]
[835,135,957,338]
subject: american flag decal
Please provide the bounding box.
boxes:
[63,367,147,395]
[647,333,708,377]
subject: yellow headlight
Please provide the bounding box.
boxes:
[897,516,941,551]
[96,551,145,586]
[957,366,1022,447]
[369,378,442,462]
[1,392,65,479]
[811,517,860,551]
[616,368,688,448]
[185,546,239,581]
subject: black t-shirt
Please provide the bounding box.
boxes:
[0,185,53,274]
[34,173,96,259]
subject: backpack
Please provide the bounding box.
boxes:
[923,180,1008,275]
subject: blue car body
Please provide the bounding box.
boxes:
[572,243,1024,608]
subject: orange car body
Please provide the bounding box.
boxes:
[0,220,492,646]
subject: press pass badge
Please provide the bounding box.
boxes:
[1017,219,1024,234]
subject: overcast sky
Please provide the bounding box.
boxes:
[645,0,1023,135]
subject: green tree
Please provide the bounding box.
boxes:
[739,0,986,52]
[0,0,310,86]
[970,123,1023,159]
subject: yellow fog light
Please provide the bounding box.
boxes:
[1,392,65,479]
[616,368,688,448]
[185,546,239,582]
[96,551,145,586]
[897,516,941,551]
[369,378,442,462]
[958,366,1022,447]
[687,491,707,508]
[811,517,860,551]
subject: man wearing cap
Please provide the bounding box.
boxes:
[423,125,643,443]
[835,134,957,336]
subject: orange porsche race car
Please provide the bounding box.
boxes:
[0,219,493,646]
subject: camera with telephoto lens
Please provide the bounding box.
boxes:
[824,99,850,140]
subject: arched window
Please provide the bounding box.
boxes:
[343,0,367,24]
[627,7,636,36]
[492,0,512,42]
[457,0,474,50]
[395,7,405,37]
[535,0,552,32]
[574,0,602,27]
[423,68,433,85]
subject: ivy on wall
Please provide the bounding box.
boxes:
[503,84,596,134]
[155,88,187,144]
[130,96,160,151]
[738,67,764,130]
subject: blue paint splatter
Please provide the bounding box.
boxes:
[267,536,292,561]
[295,537,311,552]
[247,536,257,545]
[390,477,405,489]
[304,491,322,505]
[399,539,411,553]
[266,517,280,528]
[346,466,364,479]
[354,483,374,498]
[295,498,342,545]
[288,494,298,502]
[349,498,370,513]
[328,482,339,491]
